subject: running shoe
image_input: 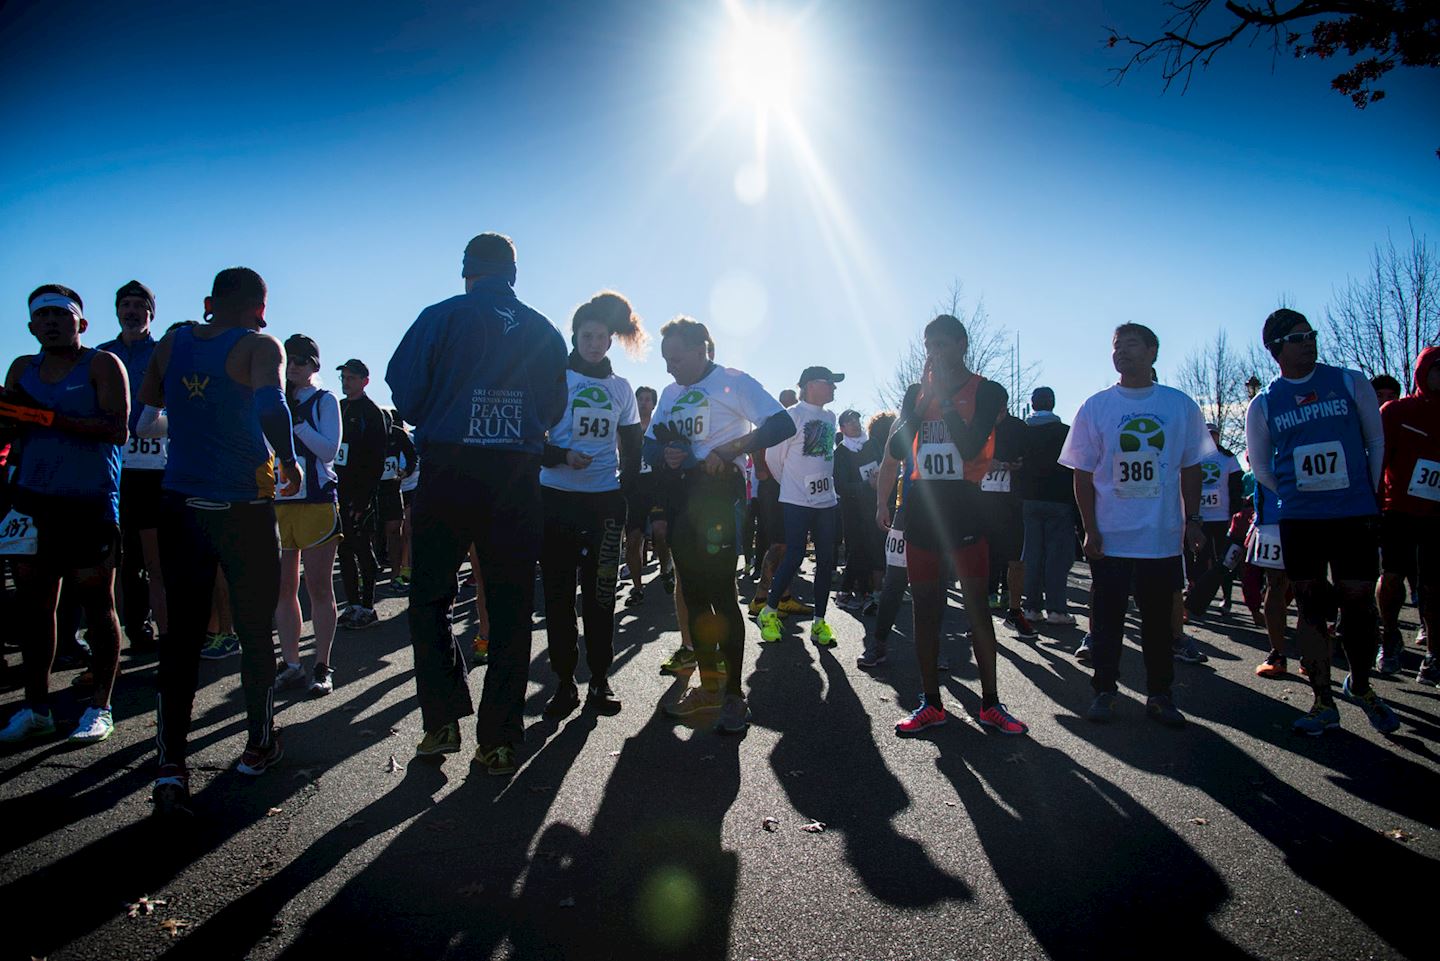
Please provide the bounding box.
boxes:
[416,721,461,757]
[1021,608,1045,624]
[810,619,836,647]
[470,632,490,666]
[1172,637,1209,664]
[1002,609,1039,640]
[860,594,878,616]
[310,662,335,697]
[1145,694,1186,728]
[1292,702,1341,736]
[625,588,645,608]
[977,703,1028,735]
[757,607,783,643]
[1254,653,1287,678]
[987,591,1003,611]
[856,646,887,669]
[834,591,856,609]
[1375,631,1403,676]
[714,693,751,734]
[0,706,55,744]
[1085,691,1117,722]
[200,632,240,660]
[586,682,622,715]
[474,744,517,777]
[662,568,676,594]
[619,563,632,581]
[659,646,697,674]
[663,686,723,718]
[344,606,379,630]
[391,574,410,594]
[777,597,814,616]
[151,765,192,818]
[896,697,948,737]
[273,661,308,692]
[1417,655,1440,687]
[236,732,284,775]
[1075,634,1094,664]
[1046,611,1077,627]
[544,682,580,719]
[70,669,95,689]
[68,706,114,744]
[747,598,768,617]
[1342,675,1401,734]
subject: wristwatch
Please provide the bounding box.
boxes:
[1186,513,1203,523]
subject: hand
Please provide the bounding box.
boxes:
[876,504,892,531]
[1082,530,1104,561]
[277,460,303,499]
[663,446,687,469]
[867,473,879,490]
[565,449,593,470]
[703,450,727,475]
[1185,519,1206,553]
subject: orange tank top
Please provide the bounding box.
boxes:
[909,372,994,485]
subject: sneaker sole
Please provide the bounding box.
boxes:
[68,726,113,745]
[978,717,1028,735]
[1294,722,1341,736]
[236,744,284,776]
[895,717,948,738]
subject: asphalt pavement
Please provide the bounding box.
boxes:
[2,560,1436,961]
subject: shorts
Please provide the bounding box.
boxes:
[758,477,783,547]
[906,536,989,585]
[980,492,1024,562]
[276,501,342,551]
[625,483,655,534]
[1278,515,1379,584]
[1379,510,1440,581]
[5,491,119,570]
[401,485,418,510]
[377,480,404,524]
[119,468,164,531]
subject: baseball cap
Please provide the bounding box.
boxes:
[285,334,320,365]
[798,366,844,387]
[838,409,862,425]
[336,358,369,377]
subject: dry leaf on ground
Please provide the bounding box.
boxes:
[762,817,779,832]
[266,807,283,817]
[1384,828,1415,842]
[158,919,189,938]
[800,821,827,833]
[1187,817,1210,826]
[126,896,166,918]
[385,755,403,773]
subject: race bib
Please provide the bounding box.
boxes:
[122,435,167,470]
[802,472,834,506]
[885,527,907,567]
[858,461,879,485]
[1246,524,1284,569]
[0,509,38,556]
[671,412,708,441]
[380,455,400,481]
[1293,441,1348,492]
[639,460,653,475]
[1200,490,1221,510]
[572,408,615,442]
[980,464,1011,493]
[1113,449,1160,499]
[334,442,349,467]
[1408,458,1440,502]
[917,442,963,481]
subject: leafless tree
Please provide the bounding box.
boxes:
[1324,225,1439,389]
[1176,328,1249,452]
[876,280,1040,413]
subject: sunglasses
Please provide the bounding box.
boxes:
[1269,329,1317,346]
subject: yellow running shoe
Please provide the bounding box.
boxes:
[757,607,783,643]
[810,619,835,647]
[777,597,813,616]
[748,597,769,617]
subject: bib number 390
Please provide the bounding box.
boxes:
[0,509,38,556]
[803,473,833,505]
[1293,441,1349,492]
[1409,458,1440,502]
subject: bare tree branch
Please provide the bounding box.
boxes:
[1324,224,1440,386]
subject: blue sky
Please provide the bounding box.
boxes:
[2,0,1436,420]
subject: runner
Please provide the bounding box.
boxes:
[98,280,167,652]
[862,416,910,669]
[334,359,388,629]
[981,407,1039,640]
[1371,374,1402,407]
[622,385,673,606]
[0,285,127,746]
[756,366,844,647]
[1181,423,1245,622]
[1244,308,1399,735]
[272,334,343,697]
[387,232,567,776]
[651,317,794,733]
[834,408,884,613]
[396,416,419,591]
[1375,346,1439,684]
[1247,481,1293,677]
[885,314,1028,737]
[138,267,302,814]
[377,408,415,592]
[538,291,645,718]
[1060,322,1212,728]
[1018,387,1076,625]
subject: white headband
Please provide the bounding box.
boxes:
[29,292,83,319]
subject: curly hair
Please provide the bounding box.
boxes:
[573,290,648,359]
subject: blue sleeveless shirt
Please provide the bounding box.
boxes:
[14,350,121,520]
[1263,363,1376,520]
[162,327,276,501]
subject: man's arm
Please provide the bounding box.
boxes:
[1351,373,1385,490]
[245,334,301,496]
[1245,395,1279,494]
[1073,469,1102,559]
[1181,463,1204,551]
[875,447,902,531]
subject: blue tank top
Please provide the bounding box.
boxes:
[163,327,276,501]
[15,351,121,520]
[1263,363,1376,520]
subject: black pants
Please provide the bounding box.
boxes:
[408,449,541,749]
[156,494,279,768]
[541,487,625,686]
[1088,554,1180,698]
[1184,521,1234,615]
[669,468,746,697]
[871,562,910,650]
[338,495,377,608]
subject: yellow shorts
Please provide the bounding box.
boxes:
[276,502,342,551]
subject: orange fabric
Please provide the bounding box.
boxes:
[909,373,994,484]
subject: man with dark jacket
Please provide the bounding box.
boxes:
[335,359,389,629]
[1019,387,1076,625]
[387,232,567,776]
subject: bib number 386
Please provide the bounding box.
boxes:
[1293,441,1349,492]
[1113,450,1160,499]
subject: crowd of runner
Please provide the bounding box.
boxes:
[0,231,1434,816]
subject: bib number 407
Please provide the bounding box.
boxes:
[1293,442,1349,492]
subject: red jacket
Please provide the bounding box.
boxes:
[1379,345,1440,516]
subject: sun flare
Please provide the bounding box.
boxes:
[723,8,801,111]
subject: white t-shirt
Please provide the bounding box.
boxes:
[1059,383,1215,559]
[649,365,784,467]
[1198,449,1242,522]
[765,401,838,508]
[541,368,640,493]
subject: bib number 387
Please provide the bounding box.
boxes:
[1293,441,1349,492]
[1113,450,1160,499]
[1409,458,1440,502]
[0,509,38,556]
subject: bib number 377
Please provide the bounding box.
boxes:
[1293,441,1349,492]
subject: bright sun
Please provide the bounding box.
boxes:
[724,9,800,110]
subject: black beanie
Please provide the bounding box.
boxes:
[116,279,156,315]
[1262,308,1307,346]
